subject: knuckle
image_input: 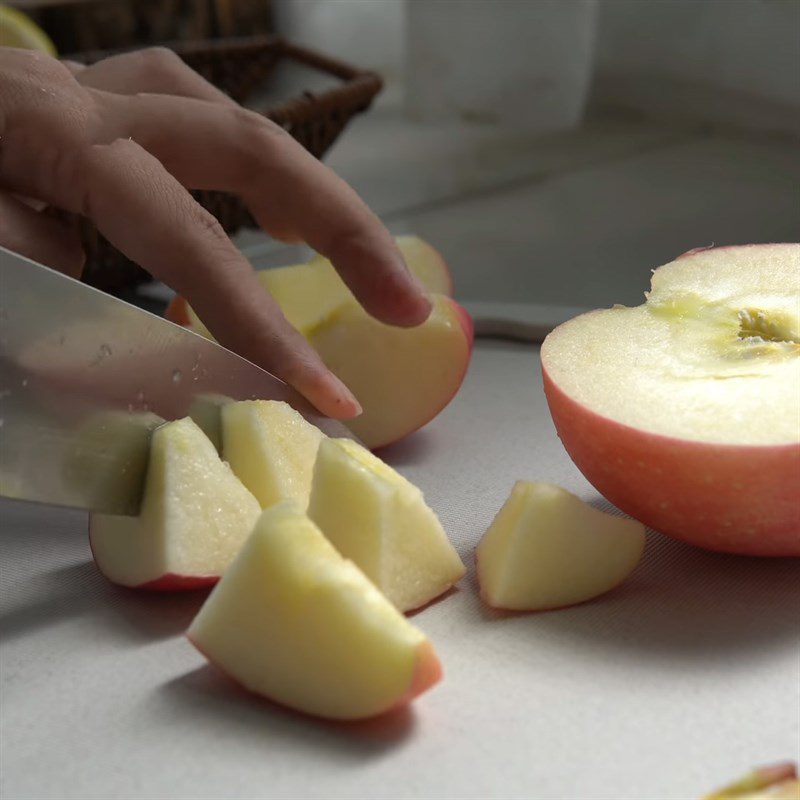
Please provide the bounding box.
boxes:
[23,50,75,86]
[130,46,186,83]
[236,109,291,152]
[189,205,229,244]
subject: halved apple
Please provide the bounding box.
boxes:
[164,237,472,448]
[541,244,800,556]
[476,482,646,611]
[187,503,443,720]
[221,400,325,509]
[89,417,261,590]
[307,437,465,612]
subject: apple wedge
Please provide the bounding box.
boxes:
[307,437,465,612]
[541,243,800,556]
[476,482,646,611]
[89,417,261,590]
[187,503,443,720]
[221,400,325,509]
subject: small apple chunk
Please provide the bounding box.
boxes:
[476,482,646,611]
[308,437,465,612]
[89,417,261,590]
[221,400,325,509]
[187,503,443,721]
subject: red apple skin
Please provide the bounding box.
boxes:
[165,295,191,327]
[541,369,800,556]
[187,634,442,722]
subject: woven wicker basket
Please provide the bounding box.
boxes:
[70,35,382,292]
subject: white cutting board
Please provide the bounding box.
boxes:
[2,339,798,800]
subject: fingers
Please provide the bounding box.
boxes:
[73,47,235,106]
[50,138,361,418]
[103,91,432,326]
[0,191,84,277]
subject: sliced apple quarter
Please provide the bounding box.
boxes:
[188,503,442,721]
[221,400,325,509]
[89,417,261,590]
[308,437,465,612]
[476,482,646,611]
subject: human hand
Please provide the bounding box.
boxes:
[0,46,432,418]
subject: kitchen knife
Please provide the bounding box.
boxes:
[0,246,355,515]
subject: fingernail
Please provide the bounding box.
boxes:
[324,372,362,418]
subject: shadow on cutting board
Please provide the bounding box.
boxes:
[0,559,208,644]
[157,665,418,760]
[473,519,800,666]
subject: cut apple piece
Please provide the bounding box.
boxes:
[310,295,472,447]
[63,410,163,515]
[307,437,465,612]
[476,482,646,611]
[309,234,455,297]
[187,503,443,720]
[89,417,261,590]
[163,236,472,449]
[165,290,474,449]
[221,400,325,509]
[703,762,799,800]
[541,243,800,556]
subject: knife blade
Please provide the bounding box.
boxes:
[0,246,355,515]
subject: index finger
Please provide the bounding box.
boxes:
[24,137,362,419]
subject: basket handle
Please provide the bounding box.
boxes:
[264,38,383,126]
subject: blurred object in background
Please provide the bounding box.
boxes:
[274,0,405,88]
[13,0,273,52]
[405,0,599,132]
[0,4,56,52]
[591,0,800,137]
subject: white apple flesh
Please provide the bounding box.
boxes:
[187,503,443,720]
[221,400,324,509]
[541,244,800,555]
[476,482,646,611]
[309,295,473,447]
[89,417,261,590]
[308,437,465,612]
